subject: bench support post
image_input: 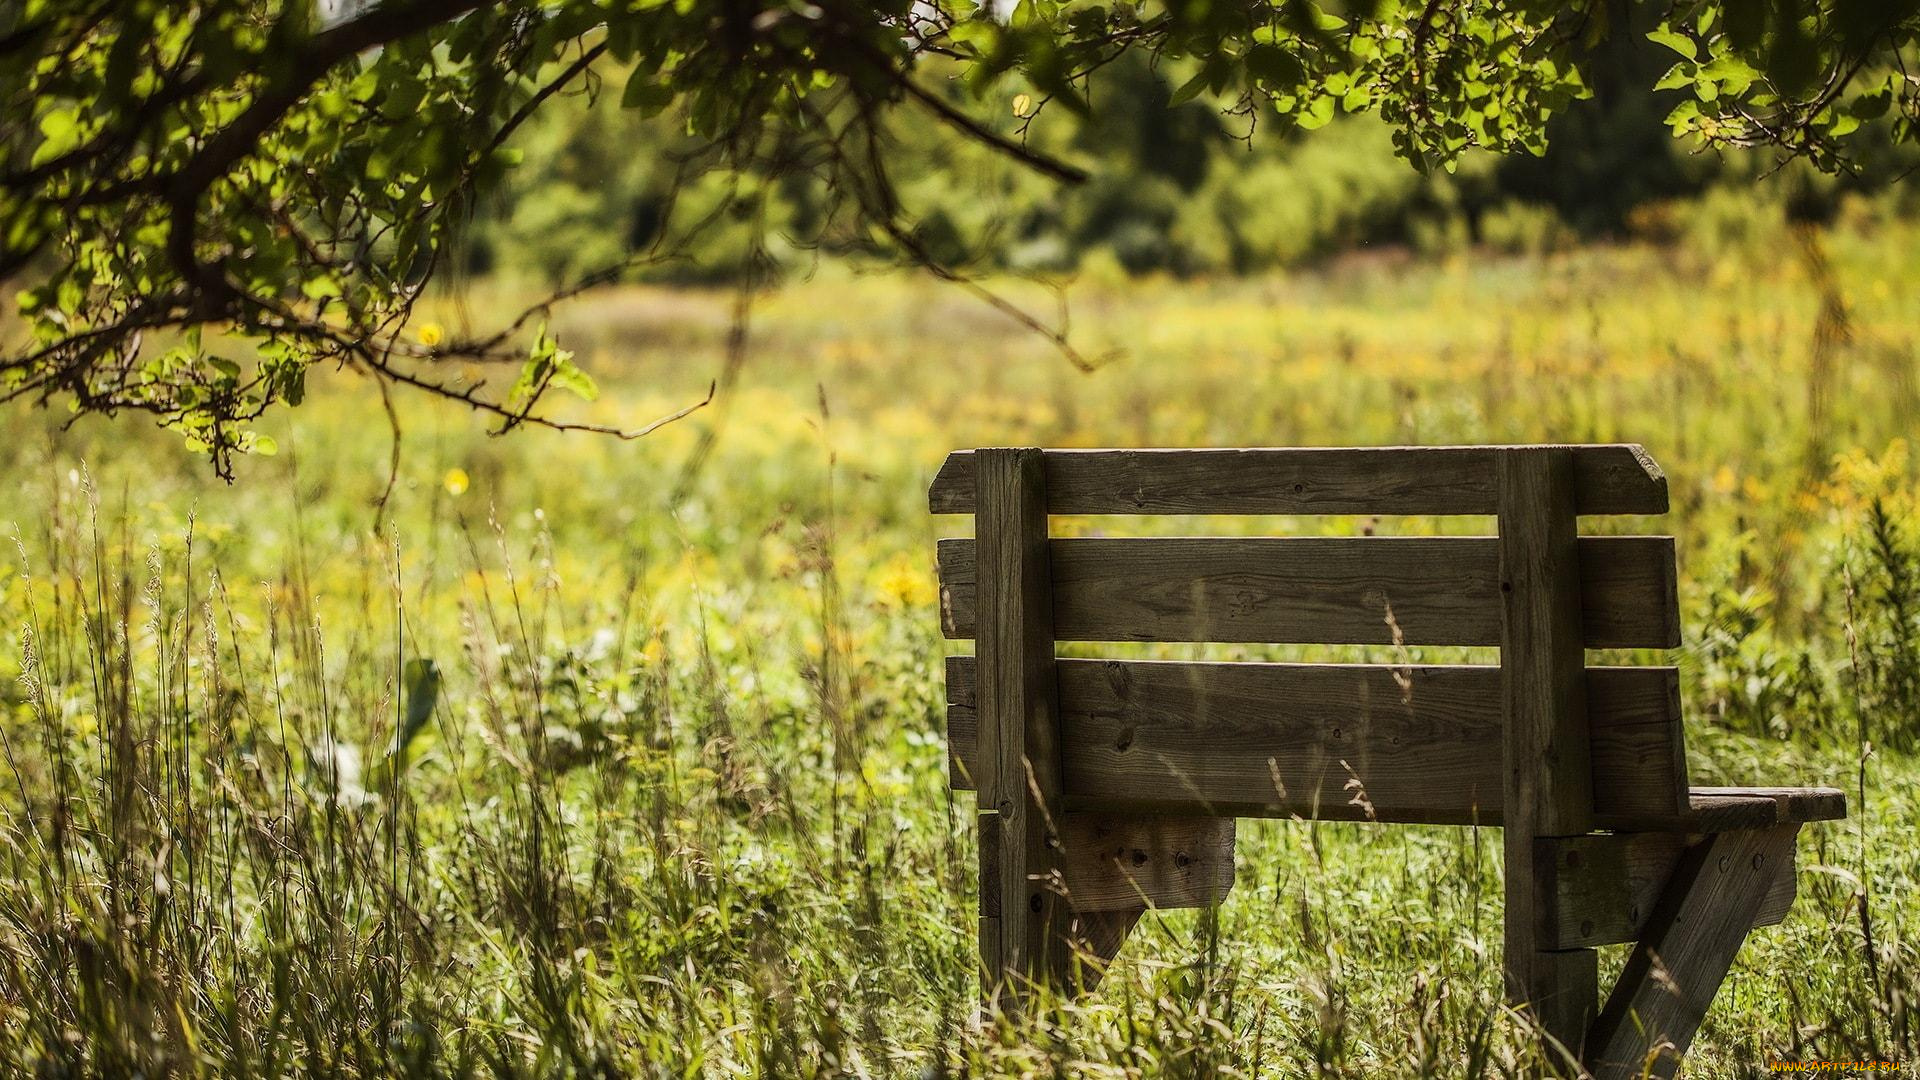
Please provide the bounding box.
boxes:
[1588,824,1801,1080]
[974,448,1086,1014]
[1497,448,1598,1070]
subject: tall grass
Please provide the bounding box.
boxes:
[0,476,1557,1075]
[2,215,1918,1074]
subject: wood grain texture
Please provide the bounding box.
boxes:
[1065,909,1140,993]
[1542,832,1797,949]
[937,535,1679,648]
[978,811,999,997]
[1054,813,1236,911]
[929,445,1669,516]
[1532,949,1601,1071]
[1688,786,1848,824]
[972,448,1076,1007]
[981,813,1228,911]
[934,443,1840,1072]
[1588,825,1801,1080]
[1497,448,1597,1063]
[945,658,1688,826]
[1599,787,1849,833]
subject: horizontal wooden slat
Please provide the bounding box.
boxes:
[938,535,1679,649]
[929,446,1668,517]
[1543,832,1797,949]
[946,657,1687,826]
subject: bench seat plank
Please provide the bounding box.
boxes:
[1631,787,1848,832]
[930,446,1669,517]
[937,535,1680,649]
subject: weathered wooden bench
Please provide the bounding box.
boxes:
[930,445,1845,1079]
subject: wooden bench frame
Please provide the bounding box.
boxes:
[931,445,1844,1079]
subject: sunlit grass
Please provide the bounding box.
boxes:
[0,210,1916,1075]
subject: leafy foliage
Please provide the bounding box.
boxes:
[3,0,1919,471]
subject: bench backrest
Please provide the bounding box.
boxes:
[930,445,1689,830]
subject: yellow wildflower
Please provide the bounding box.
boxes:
[870,553,935,607]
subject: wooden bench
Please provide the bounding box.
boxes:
[930,445,1844,1079]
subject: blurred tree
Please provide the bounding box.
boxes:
[3,0,1918,472]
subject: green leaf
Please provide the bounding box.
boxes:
[301,275,342,301]
[622,69,675,116]
[31,108,81,167]
[512,325,598,406]
[549,352,599,402]
[1169,67,1212,106]
[368,658,440,793]
[1664,98,1702,134]
[1653,62,1695,92]
[1647,25,1697,62]
[400,658,440,751]
[1700,54,1759,98]
[1850,86,1893,121]
[1297,93,1336,130]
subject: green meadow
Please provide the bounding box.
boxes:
[1,207,1915,1075]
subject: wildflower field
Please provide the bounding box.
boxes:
[1,207,1916,1076]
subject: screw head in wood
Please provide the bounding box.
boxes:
[1718,855,1730,873]
[1752,853,1765,870]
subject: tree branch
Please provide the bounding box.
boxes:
[160,0,498,287]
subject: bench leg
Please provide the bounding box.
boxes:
[1509,943,1598,1070]
[976,817,1160,1008]
[977,908,1139,1007]
[978,806,1079,1014]
[1508,828,1598,1070]
[1587,824,1801,1080]
[974,448,1078,1016]
[1497,447,1599,1071]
